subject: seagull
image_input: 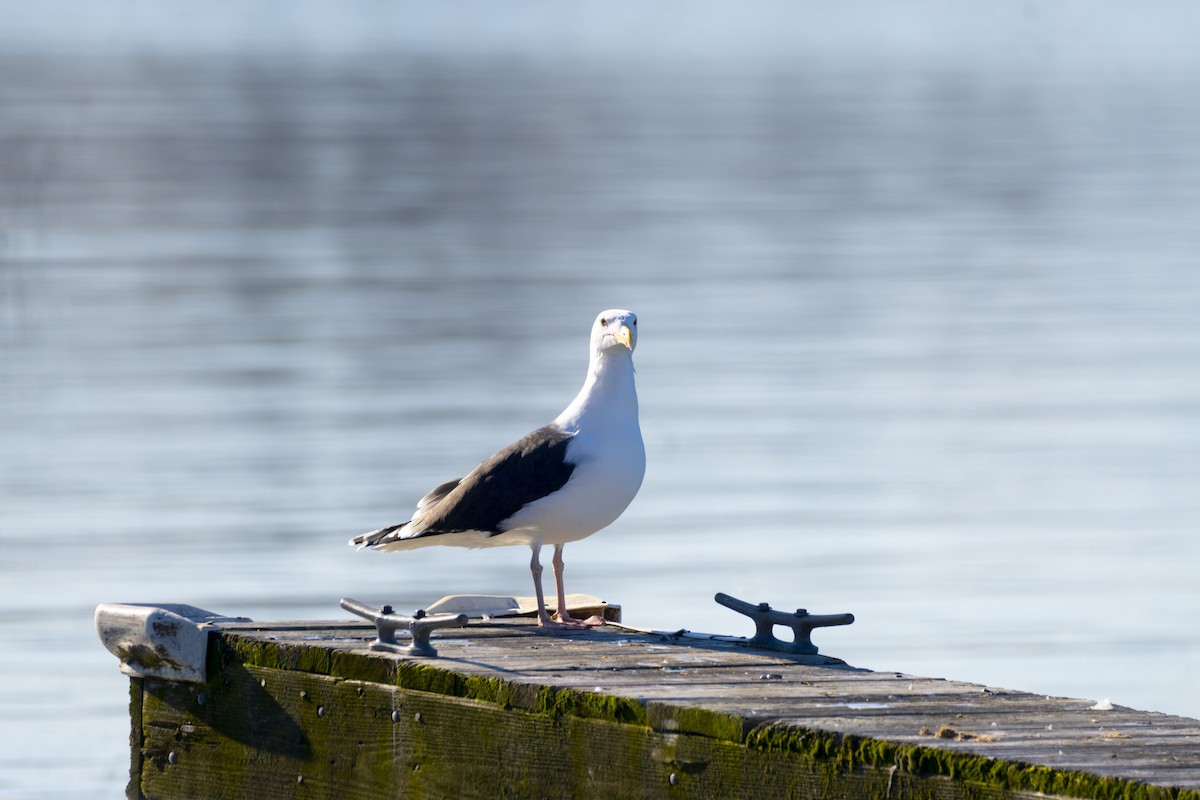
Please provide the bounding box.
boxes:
[350,309,645,629]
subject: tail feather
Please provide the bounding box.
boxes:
[349,521,410,550]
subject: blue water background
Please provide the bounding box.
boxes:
[2,4,1200,796]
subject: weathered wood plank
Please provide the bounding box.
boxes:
[136,663,1051,800]
[126,618,1200,800]
[127,677,144,800]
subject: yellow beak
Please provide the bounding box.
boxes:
[616,325,633,349]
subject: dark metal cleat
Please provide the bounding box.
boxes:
[340,597,468,658]
[714,592,854,655]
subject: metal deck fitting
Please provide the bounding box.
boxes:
[715,592,854,655]
[339,597,469,657]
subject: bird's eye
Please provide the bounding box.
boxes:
[632,319,637,326]
[599,317,608,326]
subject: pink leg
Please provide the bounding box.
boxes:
[530,546,580,628]
[551,544,605,628]
[529,544,560,628]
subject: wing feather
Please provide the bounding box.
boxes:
[416,425,576,536]
[356,425,576,549]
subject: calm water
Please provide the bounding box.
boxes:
[3,17,1200,798]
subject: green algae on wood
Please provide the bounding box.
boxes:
[123,620,1200,800]
[746,724,1200,800]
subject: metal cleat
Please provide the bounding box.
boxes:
[715,592,854,655]
[340,597,468,658]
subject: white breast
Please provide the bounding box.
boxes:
[500,414,645,546]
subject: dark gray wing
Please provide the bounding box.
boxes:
[413,426,576,537]
[416,478,462,512]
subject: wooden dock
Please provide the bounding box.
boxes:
[99,602,1200,800]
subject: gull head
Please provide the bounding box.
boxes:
[591,309,638,358]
